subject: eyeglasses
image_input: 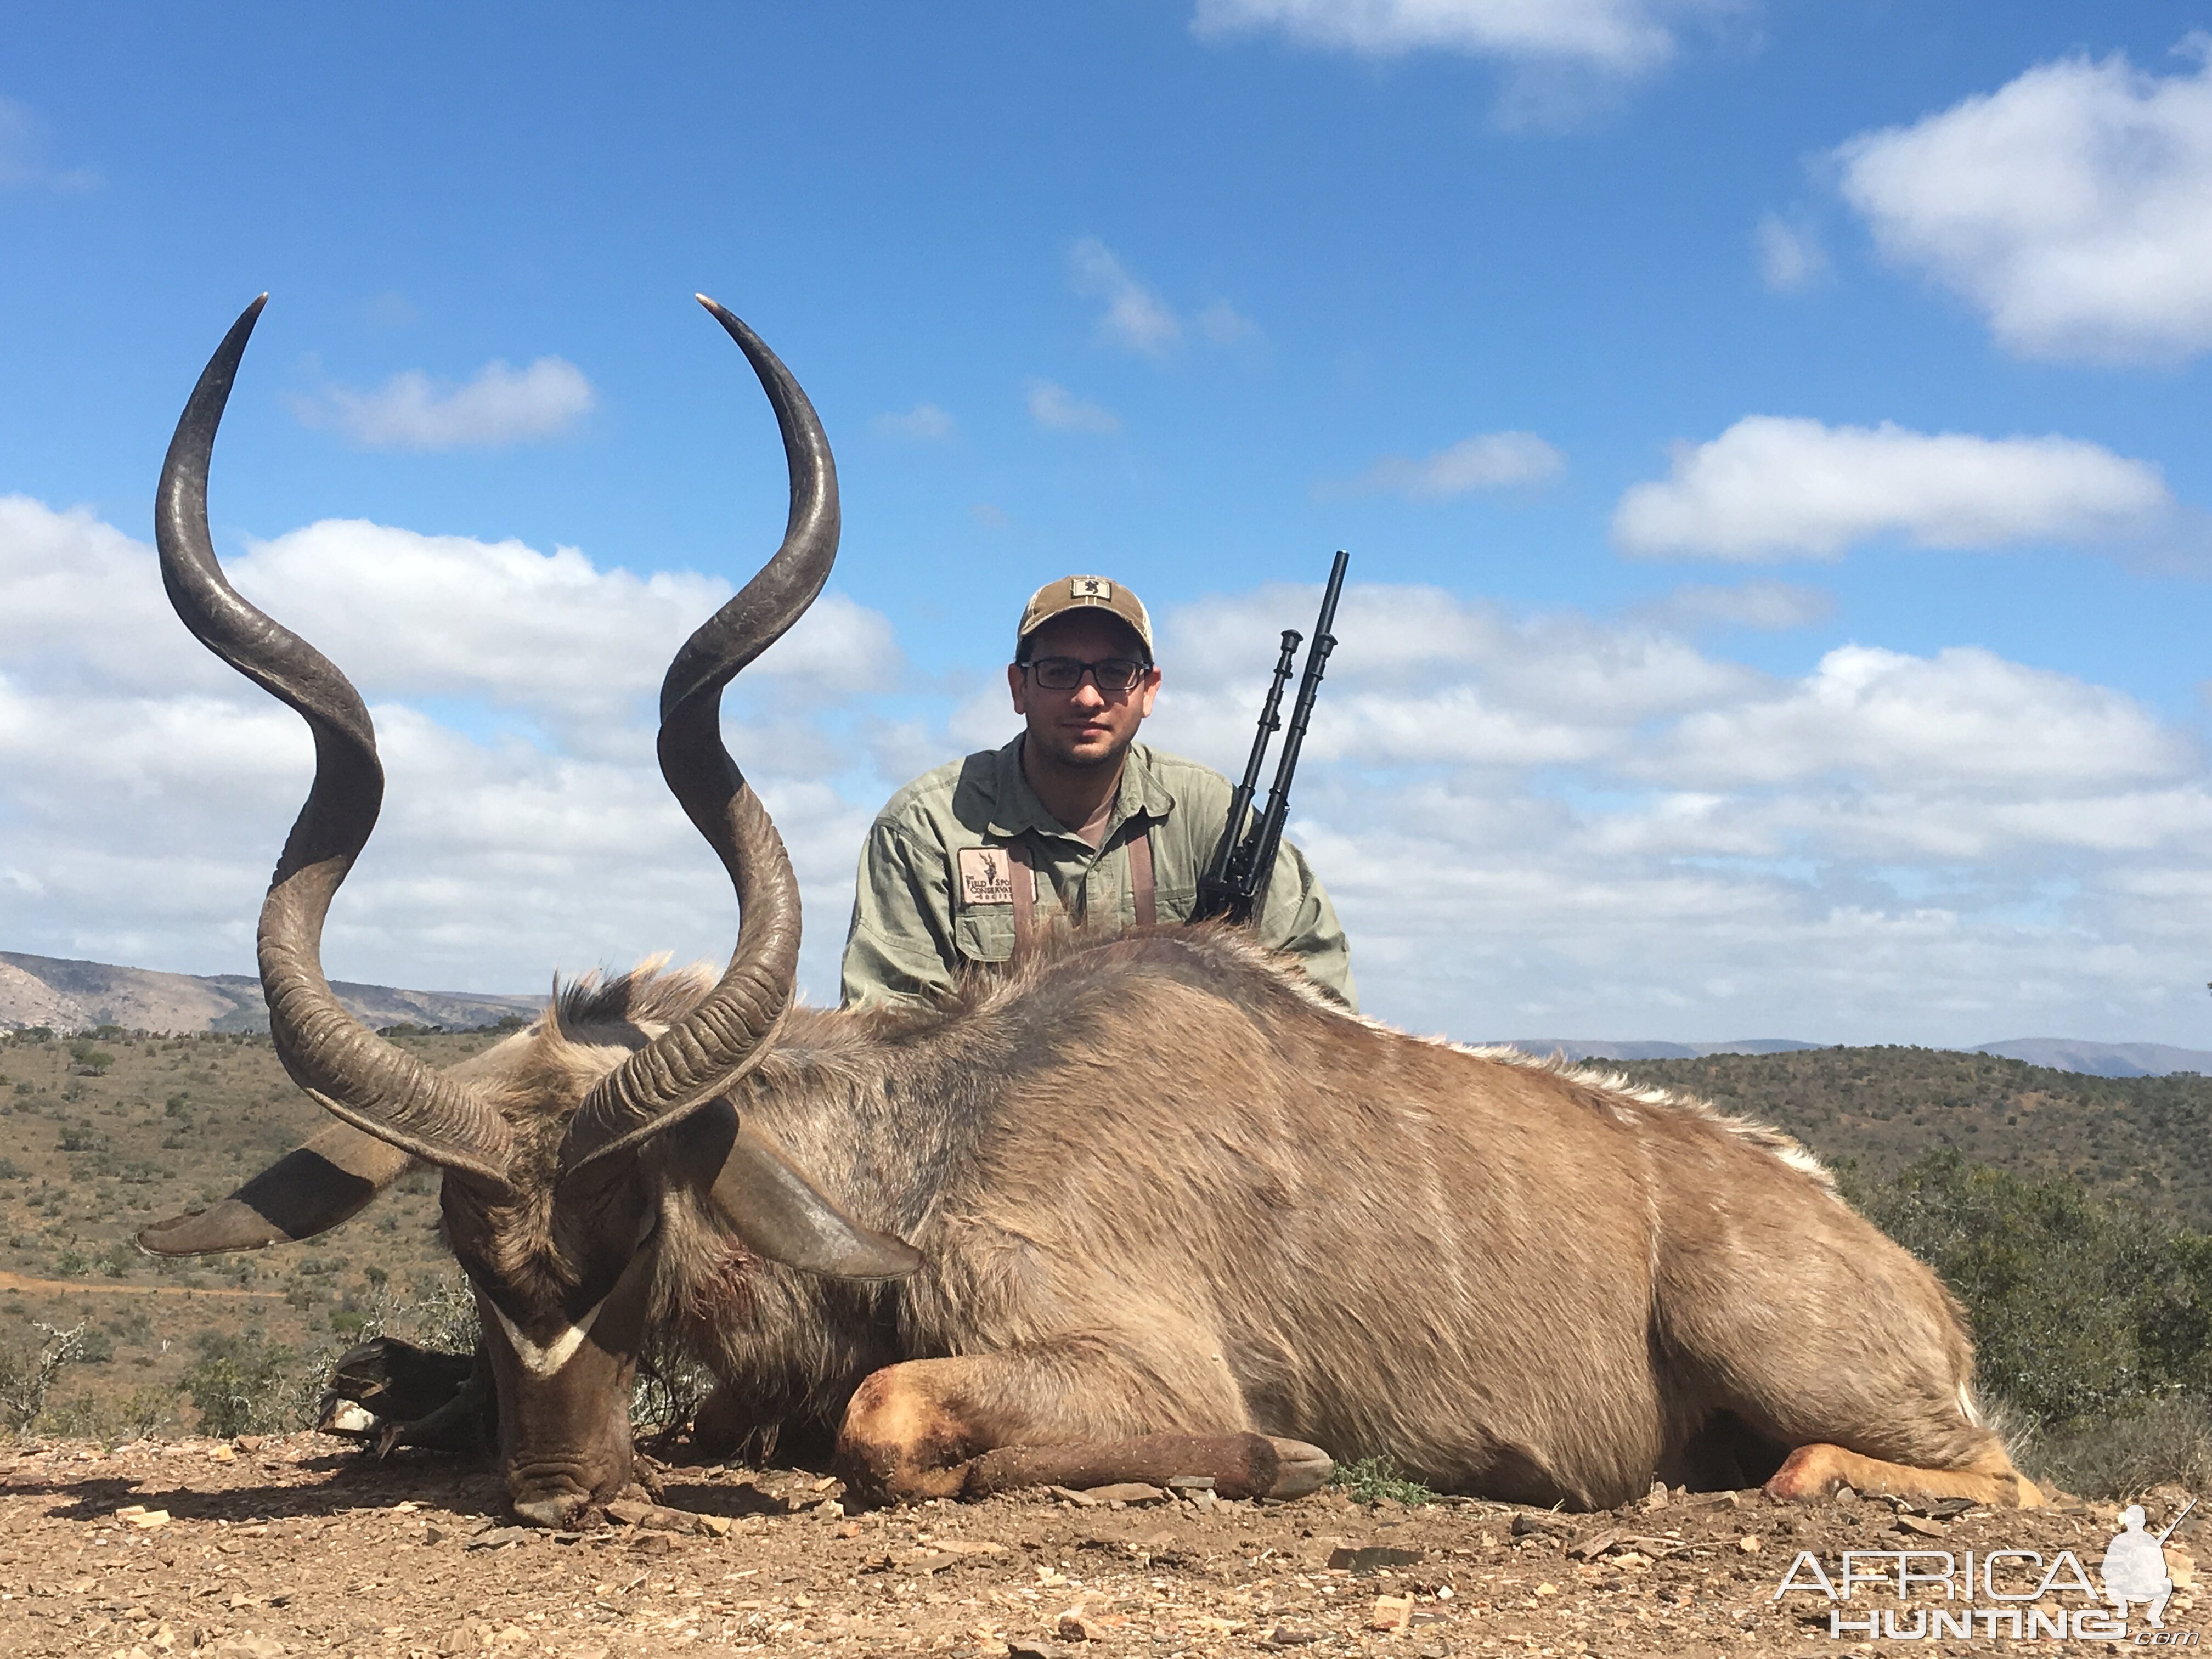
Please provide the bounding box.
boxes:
[1023,656,1150,693]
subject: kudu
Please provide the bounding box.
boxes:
[140,296,2042,1525]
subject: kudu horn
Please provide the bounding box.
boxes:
[156,296,514,1186]
[557,296,838,1173]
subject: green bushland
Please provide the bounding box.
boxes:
[1837,1149,2212,1494]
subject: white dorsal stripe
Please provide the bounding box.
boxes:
[489,1296,607,1378]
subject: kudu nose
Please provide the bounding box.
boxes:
[512,1493,590,1530]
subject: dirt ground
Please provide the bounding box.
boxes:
[0,1434,2200,1659]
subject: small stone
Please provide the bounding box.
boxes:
[1895,1514,1946,1538]
[1007,1644,1052,1659]
[125,1509,171,1530]
[466,1525,533,1550]
[1047,1486,1097,1506]
[603,1498,653,1527]
[836,1521,862,1538]
[1736,1534,1764,1553]
[1833,1485,1860,1506]
[1566,1530,1619,1561]
[1263,1628,1321,1647]
[934,1538,1008,1556]
[206,1446,235,1464]
[421,1525,445,1545]
[1329,1545,1425,1574]
[1535,1582,1559,1596]
[815,1498,844,1519]
[233,1436,264,1453]
[1641,1481,1668,1510]
[1081,1482,1167,1505]
[1057,1612,1108,1640]
[698,1514,732,1537]
[1166,1475,1216,1491]
[1367,1594,1415,1632]
[629,1531,673,1555]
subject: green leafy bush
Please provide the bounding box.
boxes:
[179,1328,300,1438]
[1328,1454,1440,1506]
[1846,1149,2212,1428]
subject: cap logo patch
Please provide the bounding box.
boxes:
[958,846,1019,907]
[1070,577,1113,601]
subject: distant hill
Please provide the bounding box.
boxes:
[1613,1045,2212,1229]
[0,950,541,1035]
[1503,1035,2212,1078]
[1971,1038,2212,1079]
[1502,1037,1821,1062]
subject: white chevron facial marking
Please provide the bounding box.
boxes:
[489,1296,607,1378]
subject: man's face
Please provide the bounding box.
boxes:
[1007,612,1161,771]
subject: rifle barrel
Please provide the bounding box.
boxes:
[1242,549,1350,916]
[1199,628,1301,912]
[2156,1496,2198,1542]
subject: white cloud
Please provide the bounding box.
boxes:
[1325,431,1564,500]
[16,494,2212,1048]
[0,499,901,1002]
[1197,300,1260,345]
[1191,0,1680,75]
[0,96,98,191]
[873,403,956,441]
[289,357,596,450]
[1069,238,1182,358]
[1639,580,1833,631]
[1142,581,2212,1042]
[1650,644,2187,792]
[1612,416,2174,561]
[1754,213,1825,291]
[1835,41,2212,363]
[1026,379,1121,435]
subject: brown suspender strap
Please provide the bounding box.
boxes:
[998,829,1151,952]
[1126,826,1156,928]
[1003,838,1037,953]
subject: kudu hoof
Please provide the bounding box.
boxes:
[1261,1438,1333,1499]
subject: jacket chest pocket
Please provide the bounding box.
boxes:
[953,906,1015,964]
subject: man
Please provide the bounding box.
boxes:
[840,573,1356,1011]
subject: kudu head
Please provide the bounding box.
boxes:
[137,295,918,1527]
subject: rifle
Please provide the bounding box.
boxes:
[1193,550,1349,926]
[2155,1497,2197,1544]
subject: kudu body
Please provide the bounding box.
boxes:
[140,297,2041,1523]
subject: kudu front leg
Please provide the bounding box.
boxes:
[833,1346,1330,1505]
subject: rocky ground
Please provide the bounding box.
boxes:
[0,1435,2200,1658]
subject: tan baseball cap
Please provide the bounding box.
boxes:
[1016,574,1154,659]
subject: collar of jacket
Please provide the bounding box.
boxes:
[983,735,1176,843]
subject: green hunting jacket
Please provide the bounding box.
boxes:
[839,737,1357,1012]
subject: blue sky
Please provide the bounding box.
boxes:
[9,2,2212,1046]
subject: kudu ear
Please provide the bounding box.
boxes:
[710,1121,921,1282]
[138,1123,414,1256]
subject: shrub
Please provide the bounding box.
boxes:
[66,1041,114,1076]
[1847,1149,2212,1476]
[179,1328,301,1438]
[1328,1454,1440,1507]
[0,1322,89,1434]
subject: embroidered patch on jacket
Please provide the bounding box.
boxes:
[1070,577,1113,600]
[958,846,1018,907]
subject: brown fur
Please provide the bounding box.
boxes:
[430,922,2034,1514]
